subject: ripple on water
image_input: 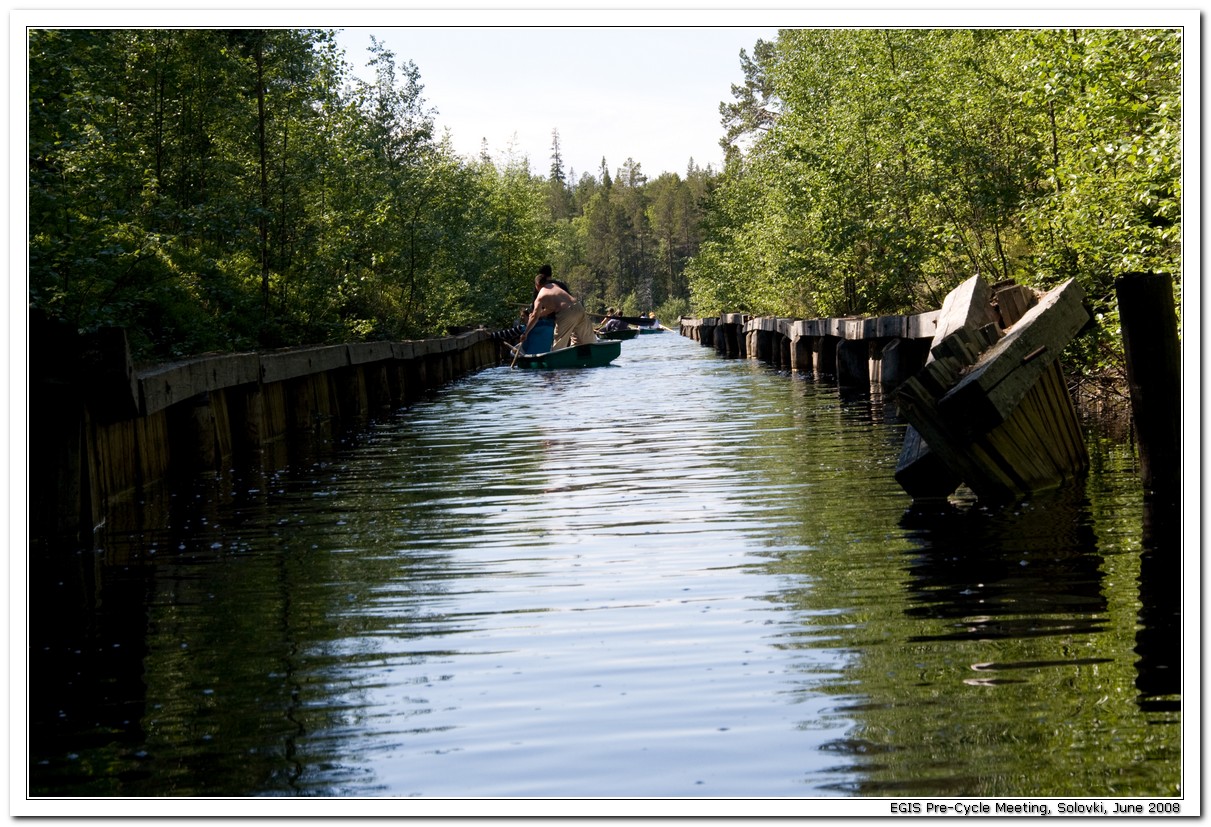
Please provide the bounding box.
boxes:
[29,334,1177,799]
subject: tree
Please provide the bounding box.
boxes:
[546,128,574,220]
[719,38,780,159]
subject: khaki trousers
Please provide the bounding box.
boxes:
[552,302,599,348]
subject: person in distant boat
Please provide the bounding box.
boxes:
[520,264,598,349]
[598,308,627,333]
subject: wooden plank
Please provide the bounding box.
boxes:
[907,310,940,340]
[347,341,397,365]
[139,360,205,415]
[261,345,348,384]
[993,283,1038,327]
[930,326,986,367]
[933,275,999,344]
[894,275,996,500]
[826,317,848,338]
[983,395,1060,490]
[876,315,908,339]
[138,353,260,415]
[937,279,1088,433]
[800,318,829,337]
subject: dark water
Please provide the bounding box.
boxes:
[27,333,1182,802]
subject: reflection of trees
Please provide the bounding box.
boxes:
[29,380,549,796]
[740,382,1180,797]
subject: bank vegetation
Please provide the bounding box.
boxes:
[29,27,1181,398]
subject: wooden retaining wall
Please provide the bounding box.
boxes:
[679,276,1092,504]
[679,308,941,388]
[30,318,504,548]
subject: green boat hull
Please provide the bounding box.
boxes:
[513,340,622,369]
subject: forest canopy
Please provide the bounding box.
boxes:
[28,28,708,361]
[28,27,1182,374]
[692,27,1182,373]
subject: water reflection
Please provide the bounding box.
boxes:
[1136,496,1181,713]
[27,336,1181,799]
[898,488,1107,645]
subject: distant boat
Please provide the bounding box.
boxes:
[636,326,666,335]
[598,327,639,341]
[589,313,660,328]
[512,341,622,369]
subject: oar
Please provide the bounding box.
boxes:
[507,339,525,369]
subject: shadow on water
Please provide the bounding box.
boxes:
[801,446,1180,797]
[897,488,1108,647]
[27,337,1183,799]
[1135,495,1181,714]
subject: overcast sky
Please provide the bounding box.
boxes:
[334,25,780,181]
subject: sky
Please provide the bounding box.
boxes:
[333,25,780,181]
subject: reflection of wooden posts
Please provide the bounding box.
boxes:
[1115,272,1181,504]
[1136,495,1181,710]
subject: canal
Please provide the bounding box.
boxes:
[28,332,1182,803]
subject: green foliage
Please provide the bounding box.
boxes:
[27,28,564,360]
[1015,29,1182,310]
[688,26,1183,382]
[29,27,710,361]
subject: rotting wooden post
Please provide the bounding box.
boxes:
[939,279,1088,435]
[895,281,1090,502]
[816,336,839,377]
[879,338,928,389]
[753,327,772,363]
[836,339,868,386]
[791,334,812,374]
[895,275,998,500]
[1116,272,1182,504]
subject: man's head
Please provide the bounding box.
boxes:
[535,263,553,289]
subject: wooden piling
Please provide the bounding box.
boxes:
[31,326,507,547]
[1115,272,1181,504]
[836,339,869,386]
[894,278,1090,503]
[894,275,998,500]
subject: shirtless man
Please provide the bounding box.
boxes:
[519,264,598,349]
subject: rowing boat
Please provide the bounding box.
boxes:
[512,340,622,369]
[598,327,639,341]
